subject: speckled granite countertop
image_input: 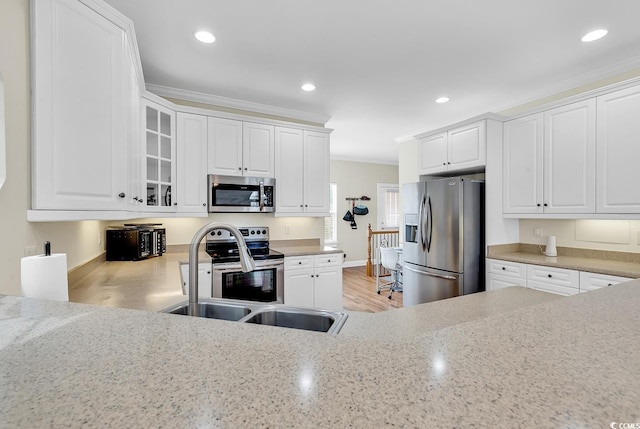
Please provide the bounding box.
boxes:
[2,282,640,427]
[270,239,343,257]
[488,243,640,278]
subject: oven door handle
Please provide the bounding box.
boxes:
[213,260,283,272]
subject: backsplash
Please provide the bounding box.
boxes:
[519,219,640,253]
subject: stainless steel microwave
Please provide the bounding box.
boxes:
[208,175,275,213]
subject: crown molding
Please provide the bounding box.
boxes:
[146,84,331,125]
[492,55,640,115]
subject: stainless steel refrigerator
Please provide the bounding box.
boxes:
[402,177,484,306]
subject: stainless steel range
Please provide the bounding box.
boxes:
[207,227,284,303]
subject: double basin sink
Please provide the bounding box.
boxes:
[161,299,348,334]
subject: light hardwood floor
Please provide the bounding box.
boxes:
[342,266,403,312]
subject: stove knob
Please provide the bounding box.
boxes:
[262,229,267,235]
[216,231,222,236]
[250,230,255,235]
[255,230,261,235]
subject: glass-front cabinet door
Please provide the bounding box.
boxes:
[143,98,176,211]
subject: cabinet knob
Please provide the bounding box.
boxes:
[304,204,308,207]
[547,274,552,278]
[544,203,548,207]
[202,203,206,207]
[442,163,446,166]
[118,193,125,198]
[501,267,506,270]
[298,261,302,265]
[244,167,248,170]
[607,283,612,287]
[327,259,331,263]
[300,205,303,208]
[536,203,541,207]
[447,162,451,164]
[174,202,177,206]
[238,167,242,170]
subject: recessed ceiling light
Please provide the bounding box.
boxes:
[195,31,216,44]
[301,83,316,92]
[435,97,450,104]
[581,29,608,42]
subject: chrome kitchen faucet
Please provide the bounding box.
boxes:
[188,223,256,316]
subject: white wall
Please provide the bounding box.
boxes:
[114,214,324,245]
[330,160,399,264]
[520,219,640,252]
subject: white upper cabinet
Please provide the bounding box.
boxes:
[417,121,486,175]
[275,127,330,216]
[418,133,448,174]
[207,117,243,176]
[596,85,640,213]
[448,121,487,171]
[275,127,305,213]
[503,99,596,216]
[32,0,129,210]
[543,100,596,214]
[503,113,544,214]
[176,113,208,215]
[207,119,274,177]
[303,131,330,214]
[242,122,275,177]
[142,98,176,211]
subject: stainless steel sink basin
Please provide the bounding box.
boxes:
[162,301,252,321]
[161,301,348,334]
[241,306,348,334]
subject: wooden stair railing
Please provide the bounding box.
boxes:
[366,223,400,277]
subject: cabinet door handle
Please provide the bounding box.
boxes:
[607,283,612,287]
[118,192,126,198]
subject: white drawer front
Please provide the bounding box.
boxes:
[527,265,579,289]
[284,256,313,271]
[314,253,343,267]
[579,271,634,293]
[487,259,527,278]
[528,281,579,296]
[487,273,526,291]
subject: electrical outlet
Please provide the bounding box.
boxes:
[285,225,291,235]
[534,227,543,237]
[24,246,37,256]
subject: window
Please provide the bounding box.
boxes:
[324,183,337,243]
[377,183,400,230]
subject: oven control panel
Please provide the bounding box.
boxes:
[207,227,269,243]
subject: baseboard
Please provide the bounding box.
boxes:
[342,260,367,268]
[68,252,106,288]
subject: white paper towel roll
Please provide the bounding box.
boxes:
[21,253,69,301]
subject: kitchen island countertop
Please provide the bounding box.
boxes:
[2,281,640,427]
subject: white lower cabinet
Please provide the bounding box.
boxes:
[486,259,527,291]
[284,254,343,310]
[179,263,212,298]
[579,272,633,293]
[527,265,580,296]
[486,258,632,296]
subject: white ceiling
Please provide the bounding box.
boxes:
[104,0,640,165]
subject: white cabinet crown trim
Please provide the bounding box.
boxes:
[147,83,331,126]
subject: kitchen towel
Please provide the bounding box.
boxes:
[20,253,69,301]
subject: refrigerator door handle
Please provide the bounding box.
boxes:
[404,264,457,281]
[418,193,428,252]
[426,195,433,252]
